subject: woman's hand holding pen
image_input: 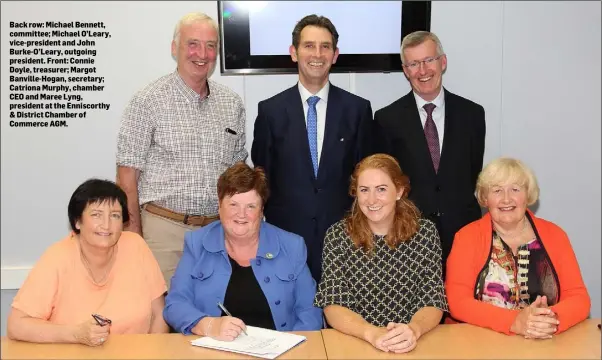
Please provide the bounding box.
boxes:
[72,318,111,347]
[198,316,247,341]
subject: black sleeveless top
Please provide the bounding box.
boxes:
[222,255,276,330]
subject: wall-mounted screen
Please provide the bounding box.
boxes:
[218,1,431,75]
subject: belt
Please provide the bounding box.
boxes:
[144,203,219,227]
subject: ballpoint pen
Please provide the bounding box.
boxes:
[217,301,248,336]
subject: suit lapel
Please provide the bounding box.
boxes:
[318,85,343,183]
[400,92,437,177]
[285,86,316,183]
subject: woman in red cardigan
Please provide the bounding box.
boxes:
[445,157,590,339]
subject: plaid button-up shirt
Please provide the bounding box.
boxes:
[117,71,247,215]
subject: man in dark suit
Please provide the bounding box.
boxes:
[251,15,374,283]
[374,31,486,273]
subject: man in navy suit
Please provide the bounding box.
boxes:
[251,15,374,283]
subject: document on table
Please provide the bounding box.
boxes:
[190,326,306,359]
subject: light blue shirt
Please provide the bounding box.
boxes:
[164,220,323,334]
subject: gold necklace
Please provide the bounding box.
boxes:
[80,245,116,285]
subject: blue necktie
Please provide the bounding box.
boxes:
[307,96,320,177]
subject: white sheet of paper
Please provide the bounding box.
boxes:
[190,326,306,359]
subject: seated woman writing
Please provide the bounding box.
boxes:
[164,162,322,339]
[314,154,448,354]
[446,157,590,338]
[7,179,168,346]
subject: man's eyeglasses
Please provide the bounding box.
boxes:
[403,55,444,70]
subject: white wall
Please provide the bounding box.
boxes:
[499,2,601,318]
[1,1,599,317]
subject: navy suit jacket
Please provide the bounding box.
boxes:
[251,83,374,283]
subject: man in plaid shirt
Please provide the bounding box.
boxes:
[116,12,247,287]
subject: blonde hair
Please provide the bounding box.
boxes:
[345,154,421,253]
[476,157,540,207]
[400,31,445,64]
[173,12,219,47]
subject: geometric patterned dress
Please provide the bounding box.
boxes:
[314,218,449,326]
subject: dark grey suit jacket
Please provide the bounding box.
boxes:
[374,88,486,265]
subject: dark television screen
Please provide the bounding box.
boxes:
[218,1,431,75]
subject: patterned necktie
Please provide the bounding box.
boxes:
[307,96,320,177]
[423,103,440,173]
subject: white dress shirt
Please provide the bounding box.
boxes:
[298,81,329,163]
[413,88,445,155]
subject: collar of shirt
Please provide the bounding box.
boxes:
[173,70,212,102]
[298,81,330,104]
[413,87,445,113]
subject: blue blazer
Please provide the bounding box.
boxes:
[163,220,323,334]
[251,83,375,283]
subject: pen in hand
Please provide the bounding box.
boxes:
[217,301,248,336]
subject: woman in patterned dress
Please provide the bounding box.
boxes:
[445,157,590,338]
[314,154,448,354]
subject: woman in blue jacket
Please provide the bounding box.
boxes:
[164,162,322,340]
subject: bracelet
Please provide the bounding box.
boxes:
[204,317,215,337]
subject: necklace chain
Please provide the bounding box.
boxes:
[80,246,115,285]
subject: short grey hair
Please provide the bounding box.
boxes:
[400,31,445,64]
[173,12,220,47]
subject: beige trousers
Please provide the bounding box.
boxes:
[141,209,202,290]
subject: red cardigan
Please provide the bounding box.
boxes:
[445,210,590,335]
